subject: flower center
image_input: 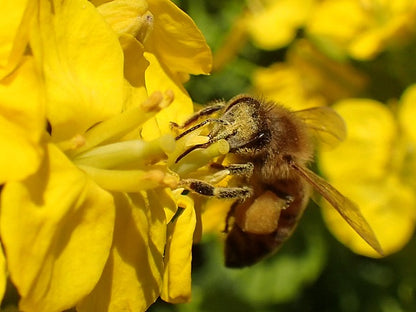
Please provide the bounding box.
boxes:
[57,92,178,192]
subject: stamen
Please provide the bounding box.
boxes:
[142,90,174,112]
[56,134,86,152]
[171,139,230,176]
[68,92,172,157]
[73,135,175,169]
[137,11,154,43]
[78,166,179,192]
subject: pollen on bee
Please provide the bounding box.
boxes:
[235,191,288,235]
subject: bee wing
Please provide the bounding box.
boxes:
[295,106,346,148]
[290,161,383,255]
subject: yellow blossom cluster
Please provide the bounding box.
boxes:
[0,0,212,311]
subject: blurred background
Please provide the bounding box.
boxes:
[151,1,416,311]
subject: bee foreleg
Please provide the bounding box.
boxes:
[174,118,230,140]
[179,179,252,200]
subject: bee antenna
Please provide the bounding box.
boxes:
[175,142,210,163]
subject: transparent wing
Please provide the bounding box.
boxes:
[295,106,346,148]
[290,161,383,255]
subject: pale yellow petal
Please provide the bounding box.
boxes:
[0,57,44,183]
[1,144,115,312]
[30,0,124,141]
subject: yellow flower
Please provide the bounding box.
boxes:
[0,0,212,311]
[0,1,36,79]
[96,0,212,139]
[0,58,45,184]
[319,93,416,257]
[212,0,316,71]
[246,0,316,50]
[252,40,367,110]
[307,0,416,60]
[0,1,44,184]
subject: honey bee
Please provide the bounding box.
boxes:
[173,95,383,268]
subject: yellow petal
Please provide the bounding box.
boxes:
[97,0,149,38]
[349,2,416,60]
[321,176,416,257]
[146,0,212,75]
[348,28,385,60]
[247,0,314,50]
[0,57,44,183]
[201,198,232,234]
[253,63,326,110]
[0,0,36,78]
[287,40,367,102]
[308,0,416,60]
[161,194,196,303]
[120,34,149,93]
[398,84,416,188]
[30,0,124,141]
[309,0,366,40]
[307,0,367,56]
[1,144,115,312]
[399,83,416,143]
[141,52,194,139]
[78,190,168,311]
[319,99,396,181]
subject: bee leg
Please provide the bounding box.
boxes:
[170,102,226,129]
[210,162,254,178]
[179,178,252,200]
[174,118,230,140]
[283,195,294,209]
